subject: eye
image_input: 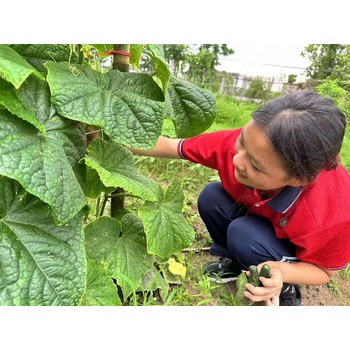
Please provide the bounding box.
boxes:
[252,162,261,172]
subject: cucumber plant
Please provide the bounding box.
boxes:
[0,44,217,305]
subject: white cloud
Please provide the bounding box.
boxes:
[217,43,312,82]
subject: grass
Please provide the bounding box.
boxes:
[209,94,258,131]
[340,264,350,280]
[341,126,350,170]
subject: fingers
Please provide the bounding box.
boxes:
[242,263,283,306]
[244,282,280,304]
[265,296,280,306]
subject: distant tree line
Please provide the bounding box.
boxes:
[139,44,350,115]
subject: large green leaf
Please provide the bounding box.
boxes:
[0,88,46,133]
[46,61,165,149]
[0,110,87,223]
[10,44,83,73]
[0,45,43,88]
[80,259,122,306]
[84,214,154,298]
[16,75,52,125]
[84,139,162,201]
[0,177,86,306]
[9,74,87,199]
[139,265,169,301]
[130,44,144,69]
[0,77,12,90]
[82,167,106,199]
[138,178,195,258]
[146,44,171,92]
[166,76,217,137]
[46,115,86,166]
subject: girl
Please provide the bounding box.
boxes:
[130,91,350,306]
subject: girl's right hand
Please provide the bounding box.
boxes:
[244,261,284,305]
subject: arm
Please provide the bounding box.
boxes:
[267,260,337,285]
[128,136,182,159]
[244,260,340,305]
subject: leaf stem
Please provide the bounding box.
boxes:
[106,192,141,199]
[100,195,108,216]
[96,195,101,217]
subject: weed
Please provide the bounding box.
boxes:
[340,264,350,280]
[327,279,341,297]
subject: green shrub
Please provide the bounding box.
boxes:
[211,95,258,131]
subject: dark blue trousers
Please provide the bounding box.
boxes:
[198,182,297,275]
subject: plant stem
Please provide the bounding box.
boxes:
[112,44,130,72]
[106,192,141,199]
[110,44,131,218]
[95,195,101,217]
[100,195,108,216]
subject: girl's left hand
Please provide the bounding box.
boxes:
[244,262,284,306]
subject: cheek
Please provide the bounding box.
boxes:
[233,153,248,173]
[232,154,238,167]
[270,167,289,183]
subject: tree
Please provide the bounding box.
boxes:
[187,49,216,83]
[196,44,234,69]
[288,74,297,84]
[302,44,350,89]
[163,44,191,76]
[316,79,350,120]
[301,44,346,80]
[245,77,268,100]
[161,44,234,81]
[187,44,234,84]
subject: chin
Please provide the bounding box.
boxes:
[234,170,249,185]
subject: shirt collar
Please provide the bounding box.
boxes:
[267,186,303,213]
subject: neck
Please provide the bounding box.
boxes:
[257,187,286,199]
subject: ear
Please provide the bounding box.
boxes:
[287,177,308,187]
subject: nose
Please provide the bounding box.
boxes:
[233,152,247,173]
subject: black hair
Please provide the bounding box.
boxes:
[252,91,347,182]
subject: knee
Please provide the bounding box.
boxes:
[197,182,225,214]
[227,216,272,255]
[226,218,254,254]
[226,216,276,266]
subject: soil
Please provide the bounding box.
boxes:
[299,274,350,306]
[201,254,350,306]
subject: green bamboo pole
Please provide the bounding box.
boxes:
[112,44,130,72]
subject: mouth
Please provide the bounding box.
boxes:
[235,169,248,179]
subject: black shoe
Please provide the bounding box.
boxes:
[203,257,239,283]
[280,284,302,306]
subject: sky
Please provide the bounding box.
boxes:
[0,1,338,87]
[216,43,312,82]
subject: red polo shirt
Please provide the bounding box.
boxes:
[178,129,350,270]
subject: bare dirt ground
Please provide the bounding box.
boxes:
[299,272,350,306]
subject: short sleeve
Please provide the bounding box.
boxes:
[179,129,242,170]
[297,223,350,270]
